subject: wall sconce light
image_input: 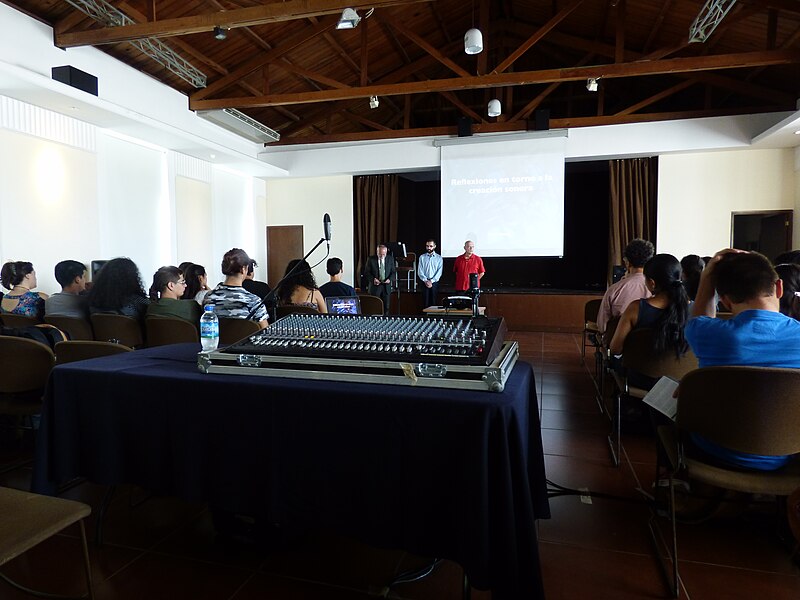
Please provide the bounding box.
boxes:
[336,8,361,29]
[487,99,501,117]
[369,95,379,109]
[586,77,599,92]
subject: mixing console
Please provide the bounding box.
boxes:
[222,313,508,366]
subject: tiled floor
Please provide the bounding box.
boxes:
[1,332,799,599]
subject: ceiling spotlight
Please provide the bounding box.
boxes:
[369,95,379,109]
[213,26,227,40]
[487,99,501,117]
[336,8,361,30]
[586,77,599,92]
[464,27,483,55]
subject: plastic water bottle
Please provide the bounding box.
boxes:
[200,305,219,352]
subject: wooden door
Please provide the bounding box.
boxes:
[267,225,303,287]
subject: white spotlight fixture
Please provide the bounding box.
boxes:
[213,26,227,40]
[369,95,379,109]
[336,8,361,30]
[487,98,501,117]
[586,77,599,92]
[464,27,483,55]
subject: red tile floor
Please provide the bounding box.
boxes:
[1,332,799,599]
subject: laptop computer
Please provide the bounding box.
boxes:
[325,296,361,315]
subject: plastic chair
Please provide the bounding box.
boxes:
[581,298,602,359]
[54,340,133,365]
[0,486,94,599]
[274,305,320,319]
[0,314,40,328]
[90,313,144,348]
[652,366,800,597]
[357,294,384,316]
[218,317,261,346]
[608,328,697,466]
[145,316,199,347]
[44,315,94,341]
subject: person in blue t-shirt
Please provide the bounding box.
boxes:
[685,249,800,470]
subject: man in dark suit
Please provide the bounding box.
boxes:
[365,244,396,315]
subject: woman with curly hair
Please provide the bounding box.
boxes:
[1,260,48,320]
[87,257,149,321]
[277,259,327,313]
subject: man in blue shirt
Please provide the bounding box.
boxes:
[319,257,357,298]
[417,239,443,309]
[685,249,800,470]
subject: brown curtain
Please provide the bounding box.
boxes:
[353,174,399,286]
[608,157,658,282]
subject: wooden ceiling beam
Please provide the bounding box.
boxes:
[614,80,695,116]
[270,61,350,89]
[614,0,625,64]
[190,49,800,110]
[191,17,335,101]
[55,0,434,47]
[493,0,584,74]
[439,90,485,123]
[642,0,672,54]
[340,110,392,131]
[379,15,470,77]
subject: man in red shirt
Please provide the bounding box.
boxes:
[453,240,485,292]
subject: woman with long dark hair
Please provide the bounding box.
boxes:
[776,262,800,321]
[277,259,327,313]
[610,253,690,360]
[146,265,202,323]
[0,260,47,320]
[680,254,705,302]
[87,257,149,321]
[182,263,210,304]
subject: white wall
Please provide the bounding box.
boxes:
[0,129,98,294]
[265,176,354,286]
[658,148,796,258]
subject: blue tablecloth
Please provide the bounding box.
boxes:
[33,343,549,599]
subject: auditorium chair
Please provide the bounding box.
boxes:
[45,315,94,341]
[0,314,40,328]
[274,305,320,319]
[582,298,602,359]
[54,340,133,365]
[145,316,199,346]
[357,294,384,316]
[608,327,697,466]
[0,487,94,599]
[651,366,800,597]
[218,317,260,346]
[90,313,144,348]
[395,252,417,292]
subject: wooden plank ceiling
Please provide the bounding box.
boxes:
[6,0,800,145]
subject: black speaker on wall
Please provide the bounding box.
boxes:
[529,109,550,131]
[51,65,98,96]
[457,117,473,137]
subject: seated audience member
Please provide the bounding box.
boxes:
[597,238,655,332]
[202,248,269,327]
[45,260,89,319]
[183,263,210,305]
[277,259,328,313]
[146,266,202,324]
[1,260,47,320]
[773,249,800,265]
[242,259,271,301]
[685,249,800,470]
[679,254,705,302]
[87,257,150,321]
[610,254,689,389]
[177,261,193,276]
[775,262,800,320]
[319,258,357,298]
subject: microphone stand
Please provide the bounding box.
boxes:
[246,237,329,320]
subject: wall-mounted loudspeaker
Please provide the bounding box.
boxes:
[529,109,550,131]
[51,65,98,96]
[457,117,473,137]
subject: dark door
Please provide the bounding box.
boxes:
[267,225,303,287]
[731,211,792,262]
